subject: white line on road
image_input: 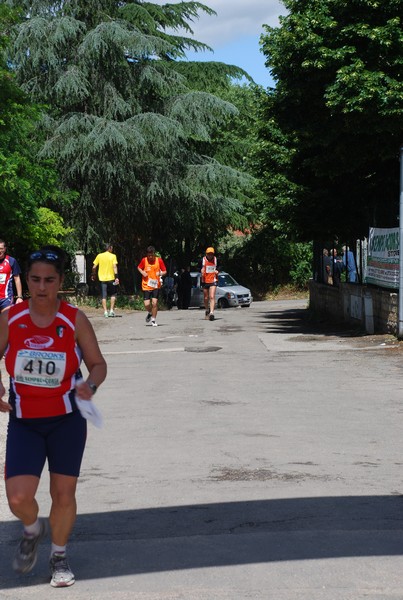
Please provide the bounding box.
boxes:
[102,347,185,355]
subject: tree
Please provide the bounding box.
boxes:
[7,0,253,288]
[171,61,311,290]
[259,0,403,241]
[0,3,72,257]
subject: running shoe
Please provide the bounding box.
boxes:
[151,320,158,327]
[109,310,115,317]
[104,311,109,318]
[209,313,215,321]
[13,518,49,574]
[145,312,152,323]
[49,553,75,587]
[205,309,210,320]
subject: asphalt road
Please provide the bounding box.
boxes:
[1,298,403,599]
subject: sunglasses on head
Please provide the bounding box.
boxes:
[29,251,60,262]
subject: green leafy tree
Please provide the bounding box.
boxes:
[259,0,403,241]
[174,65,307,291]
[7,0,253,288]
[213,82,310,292]
[0,3,72,257]
[167,64,287,288]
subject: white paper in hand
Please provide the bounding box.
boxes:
[75,379,103,428]
[75,396,103,428]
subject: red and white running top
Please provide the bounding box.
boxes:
[5,300,82,418]
[0,254,21,302]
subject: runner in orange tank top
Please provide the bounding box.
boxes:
[201,247,218,321]
[137,245,167,327]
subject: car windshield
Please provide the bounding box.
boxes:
[218,273,238,287]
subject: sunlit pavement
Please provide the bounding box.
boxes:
[1,299,403,599]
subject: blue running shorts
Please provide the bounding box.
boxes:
[5,411,87,479]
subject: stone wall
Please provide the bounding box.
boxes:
[308,280,398,334]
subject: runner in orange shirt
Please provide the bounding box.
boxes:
[201,247,218,321]
[137,246,167,327]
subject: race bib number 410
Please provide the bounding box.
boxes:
[14,349,66,387]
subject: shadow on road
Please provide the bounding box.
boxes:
[1,495,403,587]
[259,306,366,338]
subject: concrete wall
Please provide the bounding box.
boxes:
[309,280,398,334]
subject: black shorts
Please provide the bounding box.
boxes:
[202,282,217,289]
[143,289,160,300]
[100,281,117,299]
[5,411,87,479]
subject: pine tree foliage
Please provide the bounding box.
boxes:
[6,0,252,278]
[120,1,215,57]
[167,91,237,139]
[171,61,253,92]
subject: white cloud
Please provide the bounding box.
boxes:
[153,0,285,47]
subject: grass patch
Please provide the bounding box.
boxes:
[63,294,145,311]
[265,284,309,301]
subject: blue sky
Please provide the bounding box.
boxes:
[186,34,274,88]
[153,0,286,87]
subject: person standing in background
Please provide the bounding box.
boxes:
[137,246,167,327]
[322,249,332,285]
[342,245,358,282]
[91,243,119,317]
[330,248,343,287]
[0,239,24,312]
[180,265,192,310]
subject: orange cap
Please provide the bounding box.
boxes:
[206,247,215,254]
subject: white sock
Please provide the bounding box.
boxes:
[51,543,67,557]
[24,519,41,537]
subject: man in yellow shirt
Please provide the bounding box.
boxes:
[91,244,119,317]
